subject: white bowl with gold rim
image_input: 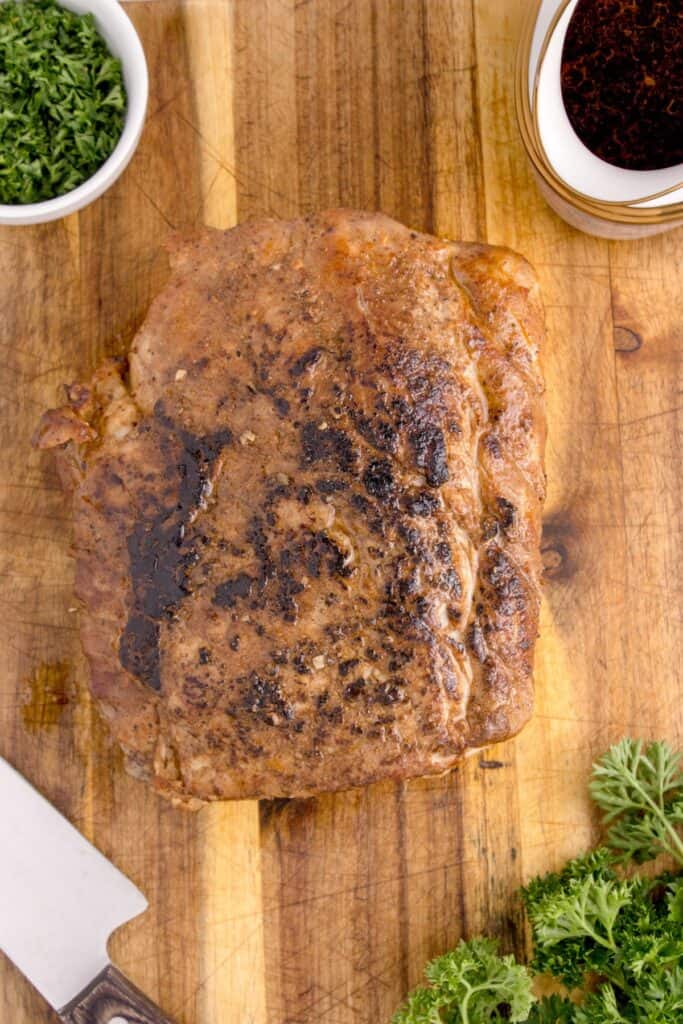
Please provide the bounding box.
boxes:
[516,0,683,238]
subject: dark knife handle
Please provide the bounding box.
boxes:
[60,964,176,1024]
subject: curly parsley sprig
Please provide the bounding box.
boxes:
[589,739,683,866]
[392,938,535,1024]
[392,739,683,1024]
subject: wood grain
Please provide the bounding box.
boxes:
[0,2,680,1024]
[61,965,175,1024]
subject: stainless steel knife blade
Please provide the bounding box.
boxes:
[0,756,147,1013]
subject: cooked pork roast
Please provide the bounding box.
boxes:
[36,210,546,804]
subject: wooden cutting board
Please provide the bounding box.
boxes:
[1,2,681,1022]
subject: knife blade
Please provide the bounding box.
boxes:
[0,757,175,1023]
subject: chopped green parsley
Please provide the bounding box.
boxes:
[0,0,126,204]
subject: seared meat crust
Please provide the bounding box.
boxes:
[36,210,546,804]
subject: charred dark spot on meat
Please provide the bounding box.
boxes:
[119,616,161,691]
[325,623,347,641]
[435,541,452,563]
[292,652,309,674]
[229,636,240,651]
[439,568,463,599]
[362,458,394,500]
[119,410,232,691]
[289,346,324,377]
[350,492,384,534]
[247,516,276,586]
[213,572,254,609]
[388,650,412,671]
[484,497,517,539]
[276,568,305,621]
[483,433,502,459]
[315,478,346,495]
[374,680,406,705]
[264,477,291,504]
[344,677,366,699]
[496,497,516,530]
[338,657,360,677]
[351,410,398,453]
[406,491,440,517]
[198,647,212,665]
[273,394,290,417]
[65,380,92,410]
[301,421,357,472]
[485,549,525,616]
[301,530,353,580]
[409,423,449,487]
[243,673,294,725]
[398,523,431,563]
[183,675,211,709]
[396,569,420,599]
[468,621,488,663]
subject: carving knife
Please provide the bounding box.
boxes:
[0,756,175,1023]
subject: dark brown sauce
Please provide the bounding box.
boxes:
[561,0,682,171]
[119,405,232,692]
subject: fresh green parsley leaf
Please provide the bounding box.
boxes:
[667,878,683,923]
[0,0,127,204]
[392,938,535,1024]
[589,739,683,866]
[615,876,683,979]
[531,876,632,953]
[522,853,621,987]
[574,984,628,1024]
[524,854,683,997]
[629,964,683,1023]
[527,995,576,1023]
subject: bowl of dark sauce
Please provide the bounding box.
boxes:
[516,0,683,237]
[561,0,682,172]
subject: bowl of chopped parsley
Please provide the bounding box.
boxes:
[0,0,148,224]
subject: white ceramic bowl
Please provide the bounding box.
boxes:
[0,0,148,226]
[535,0,683,207]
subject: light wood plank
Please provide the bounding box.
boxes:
[181,5,268,1022]
[609,234,683,737]
[233,0,299,219]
